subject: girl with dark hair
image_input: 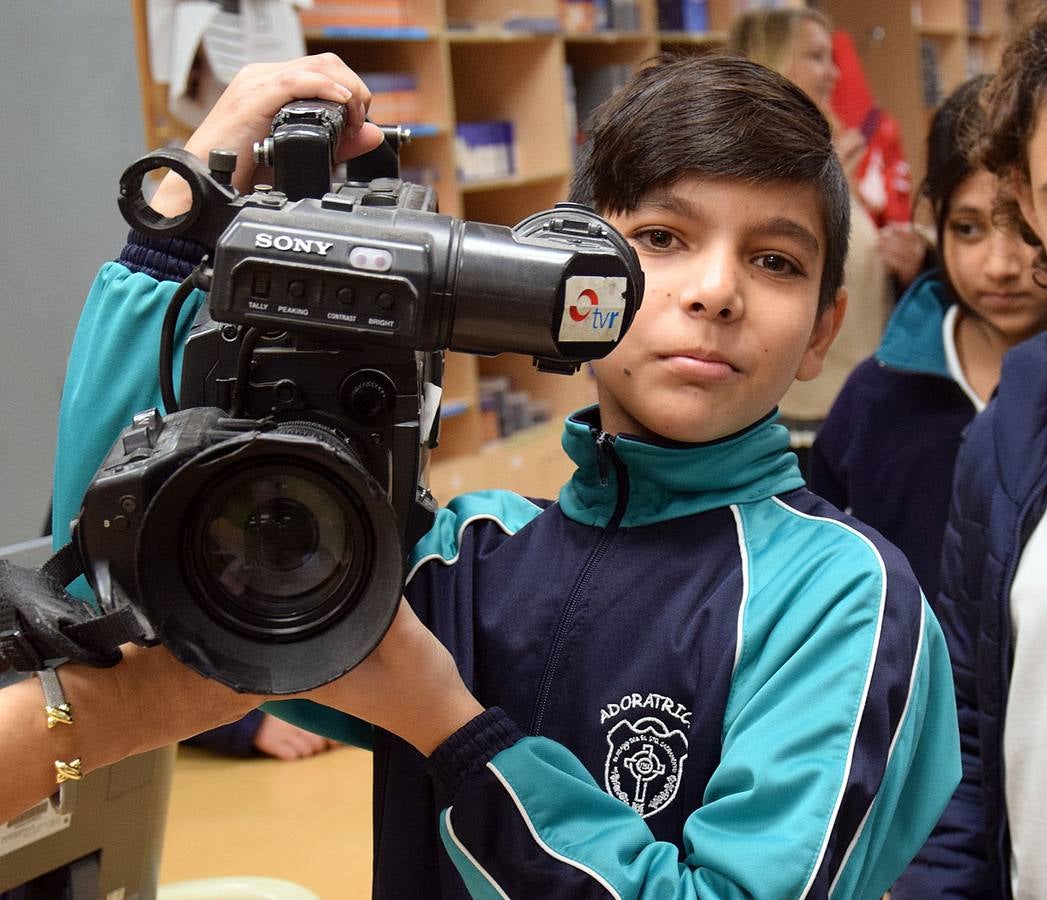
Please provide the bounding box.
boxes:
[808,75,1047,605]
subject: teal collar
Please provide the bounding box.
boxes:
[876,270,954,378]
[558,407,804,528]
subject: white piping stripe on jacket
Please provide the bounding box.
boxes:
[828,600,927,897]
[405,504,542,584]
[443,807,511,900]
[486,760,622,900]
[769,496,888,900]
[729,504,752,693]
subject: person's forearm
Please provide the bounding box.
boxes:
[303,602,485,758]
[0,646,258,822]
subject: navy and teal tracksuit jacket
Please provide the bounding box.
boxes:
[809,271,975,603]
[892,332,1047,899]
[54,234,961,899]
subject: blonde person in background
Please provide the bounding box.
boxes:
[729,9,895,472]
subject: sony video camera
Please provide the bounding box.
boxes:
[51,101,643,693]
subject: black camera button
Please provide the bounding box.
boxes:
[337,287,355,306]
[288,280,307,300]
[376,291,395,310]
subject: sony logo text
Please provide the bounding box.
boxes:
[255,233,334,256]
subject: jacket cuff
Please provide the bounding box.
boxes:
[117,229,210,282]
[425,707,523,804]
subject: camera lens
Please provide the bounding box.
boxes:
[245,497,322,577]
[203,472,349,594]
[136,425,403,693]
[188,463,370,638]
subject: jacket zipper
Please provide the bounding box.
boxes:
[529,431,630,736]
[994,473,1047,893]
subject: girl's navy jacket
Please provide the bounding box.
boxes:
[52,234,962,899]
[893,332,1047,899]
[809,271,976,604]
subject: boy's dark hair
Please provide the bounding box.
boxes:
[921,75,991,257]
[980,6,1047,181]
[569,53,849,314]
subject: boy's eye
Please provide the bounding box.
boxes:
[635,229,677,250]
[754,253,800,276]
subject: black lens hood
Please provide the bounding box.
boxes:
[135,430,403,693]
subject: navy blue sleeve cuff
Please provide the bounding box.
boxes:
[424,707,524,805]
[116,229,210,282]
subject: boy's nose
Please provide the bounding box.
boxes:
[679,255,743,321]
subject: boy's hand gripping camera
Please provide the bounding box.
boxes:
[0,101,643,693]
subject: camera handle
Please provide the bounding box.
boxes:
[118,147,241,247]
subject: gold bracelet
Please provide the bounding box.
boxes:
[36,666,80,814]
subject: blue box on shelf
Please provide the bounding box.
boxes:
[455,121,516,182]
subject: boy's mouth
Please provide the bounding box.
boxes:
[659,351,739,381]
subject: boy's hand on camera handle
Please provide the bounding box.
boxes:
[151,54,386,218]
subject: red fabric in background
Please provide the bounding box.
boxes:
[831,30,913,226]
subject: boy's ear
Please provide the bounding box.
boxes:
[795,288,847,382]
[1014,177,1045,244]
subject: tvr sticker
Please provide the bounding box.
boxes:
[558,276,628,343]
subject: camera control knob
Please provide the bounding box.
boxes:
[340,370,396,425]
[254,138,274,167]
[122,409,164,454]
[208,149,237,186]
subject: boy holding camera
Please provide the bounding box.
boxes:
[10,53,959,898]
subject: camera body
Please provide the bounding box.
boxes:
[67,101,643,693]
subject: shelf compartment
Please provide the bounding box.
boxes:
[564,31,656,44]
[911,0,967,29]
[461,175,572,227]
[300,0,445,31]
[305,37,454,134]
[450,37,572,181]
[565,35,658,69]
[446,0,559,33]
[428,418,579,502]
[657,30,728,45]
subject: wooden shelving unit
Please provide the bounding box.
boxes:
[823,0,1020,191]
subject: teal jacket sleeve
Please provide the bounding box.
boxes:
[52,260,206,599]
[423,499,961,900]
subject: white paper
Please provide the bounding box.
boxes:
[146,0,310,129]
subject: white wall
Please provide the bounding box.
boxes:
[0,2,141,545]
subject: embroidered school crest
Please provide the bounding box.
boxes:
[600,692,690,819]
